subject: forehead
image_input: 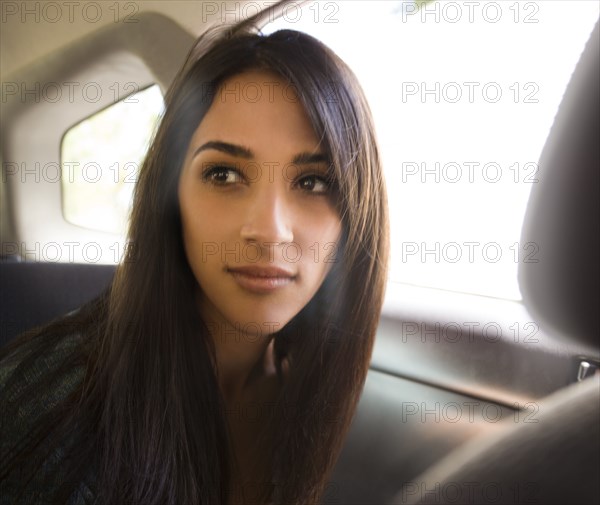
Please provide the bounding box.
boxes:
[190,70,321,155]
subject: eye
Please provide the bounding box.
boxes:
[201,165,243,186]
[296,174,331,194]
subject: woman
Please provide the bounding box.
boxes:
[0,2,389,504]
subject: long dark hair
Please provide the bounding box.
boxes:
[1,3,388,504]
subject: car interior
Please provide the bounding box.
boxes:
[1,1,598,504]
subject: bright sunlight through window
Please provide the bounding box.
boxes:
[61,84,164,235]
[265,0,599,300]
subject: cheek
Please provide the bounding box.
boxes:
[179,190,229,247]
[179,197,212,278]
[179,198,226,295]
[301,205,342,246]
[296,208,342,275]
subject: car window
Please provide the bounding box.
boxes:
[61,84,164,234]
[265,0,599,300]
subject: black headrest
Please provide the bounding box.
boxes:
[518,22,599,353]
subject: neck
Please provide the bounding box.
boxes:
[198,297,276,405]
[212,325,273,404]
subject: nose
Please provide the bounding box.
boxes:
[240,187,294,247]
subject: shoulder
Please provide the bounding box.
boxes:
[1,328,86,410]
[0,327,93,502]
[1,322,88,433]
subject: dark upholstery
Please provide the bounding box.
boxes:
[397,376,600,505]
[0,262,116,348]
[518,22,600,352]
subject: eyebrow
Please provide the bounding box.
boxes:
[192,140,329,165]
[192,141,252,159]
[291,152,329,165]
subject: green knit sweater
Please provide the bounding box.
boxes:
[0,332,96,504]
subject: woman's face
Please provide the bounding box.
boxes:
[178,70,342,337]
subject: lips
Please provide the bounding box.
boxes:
[227,265,296,293]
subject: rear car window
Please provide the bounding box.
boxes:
[265,0,600,300]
